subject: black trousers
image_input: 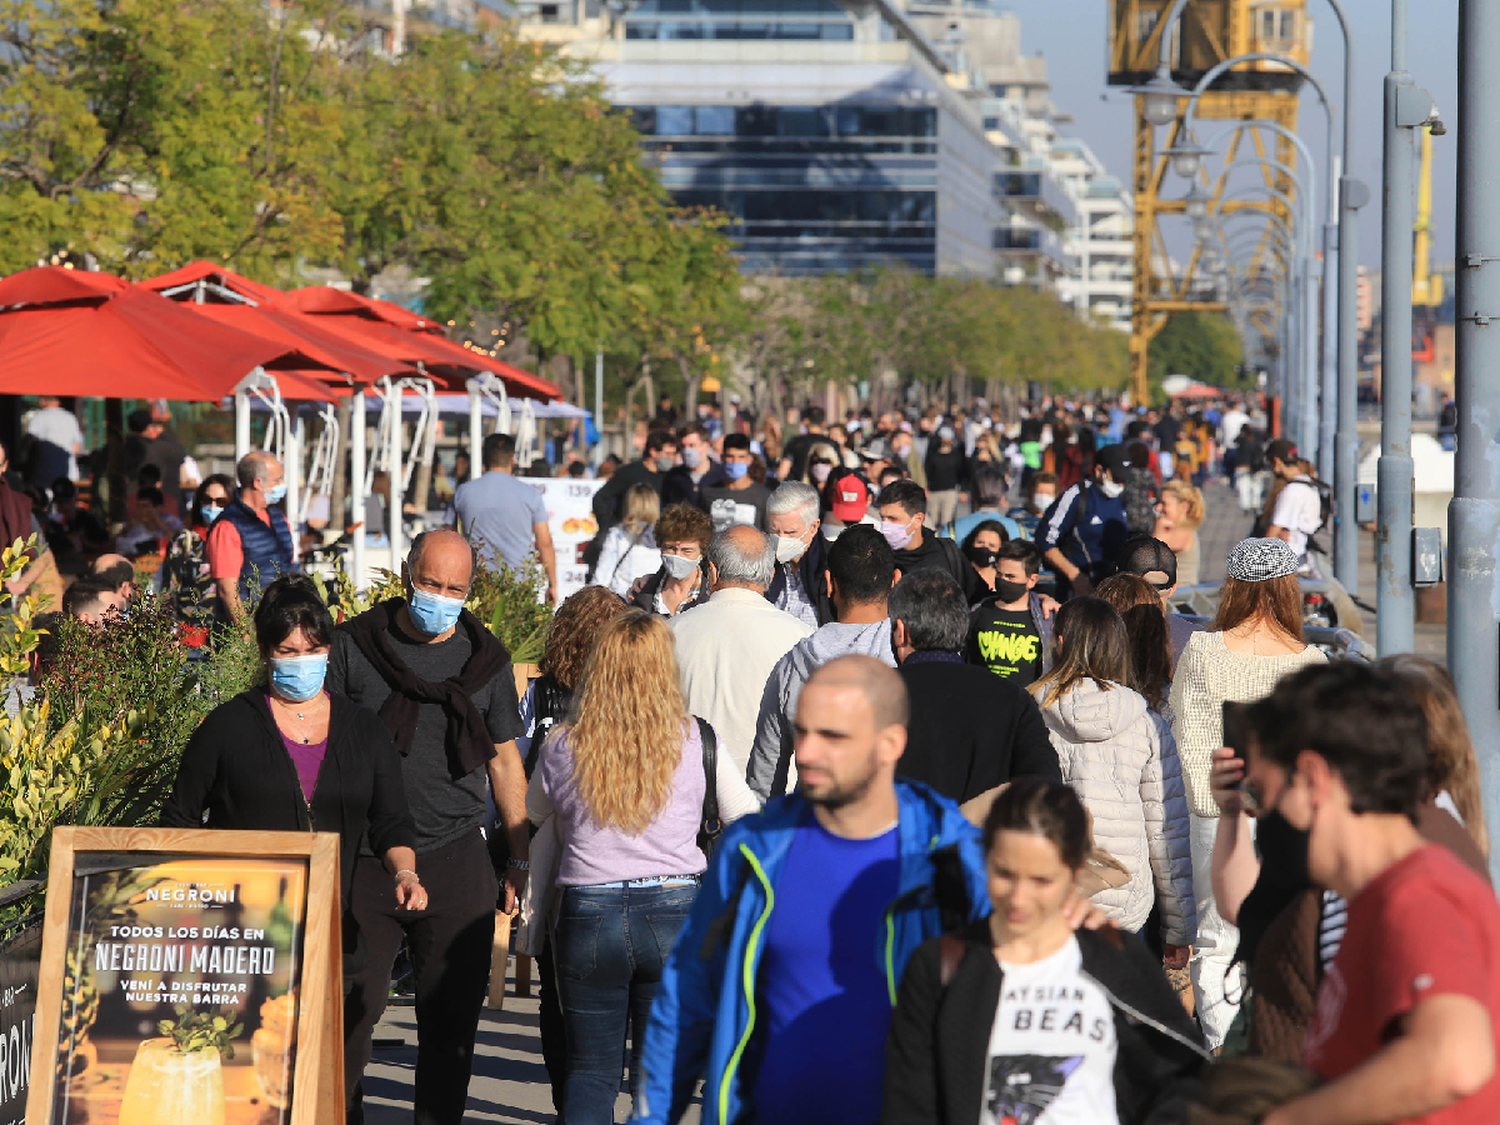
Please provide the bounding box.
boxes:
[345,828,498,1125]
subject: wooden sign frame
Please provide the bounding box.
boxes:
[26,827,343,1125]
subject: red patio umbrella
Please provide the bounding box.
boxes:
[0,282,322,401]
[0,265,129,307]
[289,286,562,401]
[141,263,418,389]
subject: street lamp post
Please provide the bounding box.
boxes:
[1377,0,1442,655]
[1451,0,1500,884]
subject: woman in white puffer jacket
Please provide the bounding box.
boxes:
[1029,596,1196,958]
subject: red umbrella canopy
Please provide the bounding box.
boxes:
[0,265,129,307]
[0,285,300,400]
[289,286,561,401]
[141,263,421,388]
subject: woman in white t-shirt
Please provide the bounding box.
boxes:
[883,779,1209,1125]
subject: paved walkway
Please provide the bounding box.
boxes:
[362,965,701,1125]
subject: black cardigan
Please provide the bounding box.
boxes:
[160,689,416,909]
[882,921,1208,1125]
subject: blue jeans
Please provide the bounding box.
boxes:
[553,880,698,1124]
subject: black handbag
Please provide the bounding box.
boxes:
[695,717,723,858]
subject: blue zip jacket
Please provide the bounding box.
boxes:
[631,779,991,1125]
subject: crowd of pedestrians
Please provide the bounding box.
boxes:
[20,388,1498,1125]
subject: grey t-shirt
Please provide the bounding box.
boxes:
[328,617,524,853]
[445,470,549,568]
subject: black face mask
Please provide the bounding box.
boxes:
[991,576,1030,604]
[1255,809,1311,890]
[964,544,998,569]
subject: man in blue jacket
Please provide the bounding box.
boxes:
[633,655,991,1125]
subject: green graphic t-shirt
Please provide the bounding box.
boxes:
[966,603,1042,686]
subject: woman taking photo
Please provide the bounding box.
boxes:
[627,503,712,617]
[527,610,757,1123]
[1153,479,1205,586]
[883,778,1207,1125]
[1030,597,1194,962]
[1168,537,1325,1050]
[160,575,419,1106]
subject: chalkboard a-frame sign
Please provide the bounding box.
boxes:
[26,827,342,1125]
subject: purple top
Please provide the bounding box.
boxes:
[540,722,707,886]
[268,692,328,805]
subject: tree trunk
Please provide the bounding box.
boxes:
[681,357,700,416]
[330,397,351,531]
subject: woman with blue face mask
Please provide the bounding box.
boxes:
[161,575,420,1100]
[160,473,234,631]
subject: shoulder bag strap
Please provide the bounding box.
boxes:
[696,717,722,855]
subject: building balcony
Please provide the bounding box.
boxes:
[993,170,1076,227]
[993,225,1076,272]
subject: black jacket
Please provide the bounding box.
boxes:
[764,529,836,625]
[160,689,415,910]
[883,922,1208,1125]
[896,657,1061,803]
[924,445,968,493]
[894,527,979,601]
[627,563,712,616]
[591,458,664,527]
[662,461,728,508]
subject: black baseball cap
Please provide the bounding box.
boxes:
[1094,444,1132,478]
[1266,438,1299,465]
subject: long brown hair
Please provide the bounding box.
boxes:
[537,585,628,691]
[1210,573,1304,644]
[1030,597,1132,708]
[563,610,688,833]
[1095,573,1173,709]
[1380,654,1488,858]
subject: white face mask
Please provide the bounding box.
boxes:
[811,463,832,484]
[775,534,806,565]
[662,553,699,581]
[1031,492,1055,512]
[1098,478,1125,499]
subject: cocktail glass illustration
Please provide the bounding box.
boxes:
[117,1038,226,1125]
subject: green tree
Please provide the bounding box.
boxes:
[1148,312,1246,388]
[0,0,345,278]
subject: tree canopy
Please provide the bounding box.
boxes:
[1148,311,1247,390]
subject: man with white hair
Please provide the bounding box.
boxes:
[206,450,293,624]
[671,525,812,772]
[763,481,832,628]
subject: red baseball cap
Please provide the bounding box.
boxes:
[830,472,869,522]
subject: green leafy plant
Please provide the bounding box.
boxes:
[159,1005,244,1058]
[465,554,551,664]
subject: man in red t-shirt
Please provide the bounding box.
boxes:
[1242,662,1500,1125]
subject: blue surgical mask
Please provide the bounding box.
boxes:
[270,654,327,703]
[724,462,749,480]
[201,504,225,524]
[264,482,287,505]
[408,585,466,636]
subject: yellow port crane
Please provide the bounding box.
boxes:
[1109,0,1311,405]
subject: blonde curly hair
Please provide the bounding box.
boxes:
[562,609,688,834]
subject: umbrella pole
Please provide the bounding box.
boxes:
[351,390,367,590]
[234,373,257,463]
[468,378,483,482]
[387,383,405,570]
[287,413,304,562]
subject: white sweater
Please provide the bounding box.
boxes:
[1168,630,1328,818]
[1040,678,1196,944]
[670,588,814,772]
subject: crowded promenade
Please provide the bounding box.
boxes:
[7,389,1495,1125]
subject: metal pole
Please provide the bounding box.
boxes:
[234,377,255,464]
[287,412,304,562]
[1319,181,1339,483]
[1334,180,1367,593]
[1450,0,1500,883]
[1304,256,1320,464]
[1377,0,1416,655]
[350,389,367,589]
[594,350,605,464]
[468,378,484,482]
[1374,0,1410,657]
[387,386,405,569]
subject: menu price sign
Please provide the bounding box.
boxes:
[26,828,342,1125]
[523,476,605,602]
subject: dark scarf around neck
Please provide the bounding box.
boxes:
[342,598,511,776]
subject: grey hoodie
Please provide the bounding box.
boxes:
[746,618,894,800]
[1041,678,1195,944]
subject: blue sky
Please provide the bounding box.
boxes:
[1003,0,1460,270]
